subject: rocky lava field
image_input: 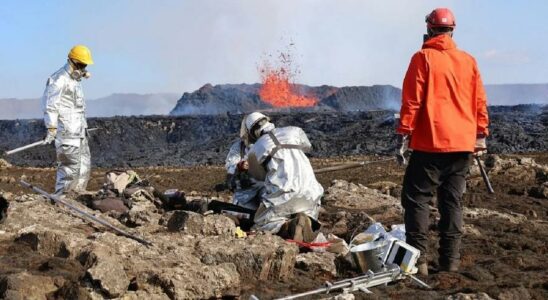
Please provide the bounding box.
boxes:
[0,104,546,299]
[0,105,546,168]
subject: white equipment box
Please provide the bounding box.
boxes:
[384,240,420,273]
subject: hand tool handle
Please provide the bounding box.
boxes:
[475,156,495,194]
[5,140,46,156]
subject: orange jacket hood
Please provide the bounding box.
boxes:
[422,34,456,51]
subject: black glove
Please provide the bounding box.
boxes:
[395,134,411,166]
[225,173,237,192]
[239,174,253,189]
[0,196,8,224]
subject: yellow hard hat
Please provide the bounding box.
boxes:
[68,45,94,65]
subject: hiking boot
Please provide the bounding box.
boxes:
[285,213,316,243]
[438,260,459,272]
[417,262,429,276]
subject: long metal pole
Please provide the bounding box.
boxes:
[20,180,152,246]
[5,140,46,156]
[4,128,101,157]
[314,157,396,174]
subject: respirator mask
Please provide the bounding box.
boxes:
[69,59,91,81]
[248,118,268,143]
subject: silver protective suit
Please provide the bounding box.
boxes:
[225,139,264,210]
[247,126,323,233]
[41,63,90,194]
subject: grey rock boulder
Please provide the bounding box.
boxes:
[195,233,298,281]
[0,272,57,300]
[79,246,130,298]
[295,252,337,277]
[167,210,236,236]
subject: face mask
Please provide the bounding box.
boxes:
[68,59,91,81]
[248,118,268,142]
[70,69,91,81]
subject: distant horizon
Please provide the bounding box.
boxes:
[2,81,548,102]
[0,82,545,121]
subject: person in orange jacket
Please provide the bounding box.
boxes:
[396,8,489,276]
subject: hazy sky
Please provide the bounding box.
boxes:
[1,0,546,99]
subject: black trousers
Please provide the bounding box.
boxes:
[401,151,472,265]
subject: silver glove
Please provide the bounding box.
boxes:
[396,134,411,165]
[45,128,57,144]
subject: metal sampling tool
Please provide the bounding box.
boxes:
[272,264,430,300]
[314,157,396,174]
[475,156,495,194]
[4,128,101,156]
[5,140,46,156]
[20,180,152,246]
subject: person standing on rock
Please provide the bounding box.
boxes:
[244,112,323,242]
[396,8,489,275]
[224,117,265,210]
[41,45,94,195]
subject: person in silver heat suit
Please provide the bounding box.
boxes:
[244,112,323,233]
[41,45,93,195]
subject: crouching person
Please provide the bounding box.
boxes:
[244,112,323,242]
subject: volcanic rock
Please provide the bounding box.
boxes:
[324,180,402,219]
[120,291,170,300]
[320,85,400,111]
[331,217,349,237]
[166,210,236,236]
[145,262,240,299]
[14,228,75,258]
[481,154,548,198]
[463,224,482,238]
[446,292,495,300]
[0,272,57,300]
[368,181,401,197]
[51,281,92,300]
[0,195,243,299]
[497,286,531,300]
[295,252,337,277]
[195,233,299,281]
[463,207,527,225]
[120,198,160,228]
[169,83,401,116]
[170,83,269,115]
[80,246,129,297]
[0,159,11,169]
[528,182,548,199]
[0,105,546,168]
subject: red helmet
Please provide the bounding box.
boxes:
[425,8,456,29]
